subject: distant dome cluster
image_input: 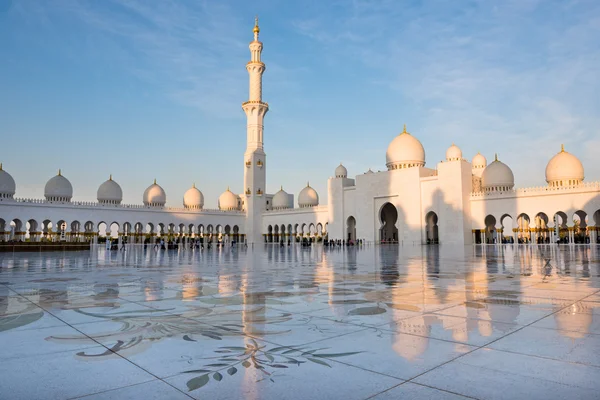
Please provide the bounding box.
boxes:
[0,135,587,208]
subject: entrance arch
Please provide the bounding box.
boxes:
[379,203,398,243]
[425,211,439,244]
[346,216,356,243]
[484,215,497,244]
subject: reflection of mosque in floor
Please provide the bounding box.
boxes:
[1,245,597,362]
[1,18,600,246]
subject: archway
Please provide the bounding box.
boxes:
[553,211,568,243]
[573,210,588,243]
[233,225,239,242]
[379,203,398,243]
[9,219,23,241]
[500,214,513,244]
[516,213,530,243]
[346,216,356,243]
[84,221,95,242]
[484,215,497,244]
[425,211,439,244]
[69,220,80,242]
[535,212,549,244]
[593,209,600,243]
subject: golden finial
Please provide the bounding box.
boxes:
[109,174,112,181]
[280,185,283,191]
[227,185,230,191]
[153,178,156,184]
[0,163,2,171]
[192,182,196,188]
[58,169,62,176]
[494,153,498,161]
[402,124,407,134]
[253,16,260,34]
[307,181,310,187]
[561,144,565,153]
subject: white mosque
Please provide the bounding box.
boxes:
[1,19,600,247]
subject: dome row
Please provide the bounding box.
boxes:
[0,141,584,203]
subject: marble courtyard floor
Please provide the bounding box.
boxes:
[1,245,599,400]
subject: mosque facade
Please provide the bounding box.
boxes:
[1,20,600,247]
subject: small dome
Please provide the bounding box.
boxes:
[545,145,584,187]
[445,144,462,161]
[335,163,348,178]
[272,186,290,210]
[44,170,73,201]
[298,182,319,208]
[143,179,166,206]
[481,155,514,191]
[97,175,122,204]
[0,163,16,199]
[386,125,426,170]
[219,187,239,211]
[472,152,487,178]
[183,184,204,209]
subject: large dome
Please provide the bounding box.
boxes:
[0,163,16,199]
[386,125,426,170]
[272,186,290,210]
[545,145,584,187]
[298,182,319,208]
[97,175,122,204]
[335,163,348,178]
[143,180,166,206]
[219,187,239,211]
[44,170,73,201]
[183,184,204,209]
[445,144,462,161]
[481,155,514,191]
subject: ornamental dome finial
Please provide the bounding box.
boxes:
[494,153,498,162]
[154,178,157,185]
[109,174,112,181]
[561,143,565,153]
[253,16,260,38]
[58,169,62,176]
[0,163,2,171]
[402,124,407,134]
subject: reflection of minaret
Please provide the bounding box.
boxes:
[241,252,265,400]
[243,17,269,245]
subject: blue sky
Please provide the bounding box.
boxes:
[1,0,599,207]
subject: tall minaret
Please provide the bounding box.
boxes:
[242,17,268,245]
